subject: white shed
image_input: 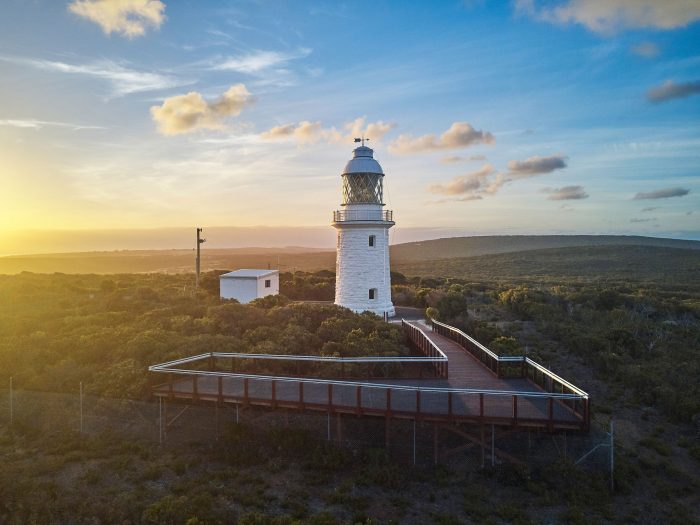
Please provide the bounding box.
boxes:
[219,269,280,303]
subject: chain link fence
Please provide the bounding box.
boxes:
[0,381,613,474]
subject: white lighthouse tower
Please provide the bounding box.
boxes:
[333,139,395,317]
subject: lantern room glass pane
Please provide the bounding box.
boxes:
[342,173,384,205]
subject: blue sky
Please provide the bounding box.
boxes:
[0,0,698,253]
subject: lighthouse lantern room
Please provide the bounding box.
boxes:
[333,139,395,317]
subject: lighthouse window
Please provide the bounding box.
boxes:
[369,235,375,247]
[369,288,377,300]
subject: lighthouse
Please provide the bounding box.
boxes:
[333,139,395,317]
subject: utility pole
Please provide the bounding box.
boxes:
[195,227,206,289]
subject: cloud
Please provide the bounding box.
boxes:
[542,185,589,200]
[631,42,660,58]
[150,84,253,135]
[68,0,165,38]
[507,155,567,176]
[633,187,690,200]
[641,207,659,212]
[260,121,325,143]
[428,164,498,201]
[2,56,189,96]
[470,155,487,161]
[0,119,105,131]
[630,217,657,223]
[647,80,700,103]
[214,48,311,73]
[343,117,395,142]
[440,156,465,164]
[260,117,395,145]
[515,0,700,34]
[388,122,494,154]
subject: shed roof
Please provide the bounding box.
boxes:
[220,269,279,279]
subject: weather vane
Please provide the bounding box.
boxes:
[353,136,370,146]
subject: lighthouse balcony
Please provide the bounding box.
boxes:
[333,209,394,223]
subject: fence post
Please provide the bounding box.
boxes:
[9,377,13,426]
[79,381,84,435]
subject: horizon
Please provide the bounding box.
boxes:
[1,1,699,253]
[2,227,699,258]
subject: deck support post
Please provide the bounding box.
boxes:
[158,397,163,445]
[336,413,343,445]
[491,424,495,467]
[480,424,485,468]
[413,419,417,466]
[433,422,439,465]
[385,416,391,451]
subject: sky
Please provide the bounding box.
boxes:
[0,0,699,255]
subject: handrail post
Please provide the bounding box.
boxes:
[513,395,518,426]
[244,377,249,405]
[271,380,277,408]
[548,397,554,432]
[448,392,453,422]
[416,390,421,415]
[328,383,333,410]
[218,376,223,404]
[193,375,198,400]
[356,386,362,415]
[299,381,304,409]
[479,393,484,420]
[386,389,392,415]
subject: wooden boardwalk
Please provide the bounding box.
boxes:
[151,320,588,431]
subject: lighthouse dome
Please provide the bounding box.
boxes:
[343,146,384,175]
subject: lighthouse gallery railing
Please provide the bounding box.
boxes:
[333,209,393,222]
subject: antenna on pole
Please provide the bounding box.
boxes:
[195,227,206,289]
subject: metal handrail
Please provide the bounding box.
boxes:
[332,209,393,222]
[149,366,585,400]
[430,318,588,398]
[149,351,446,372]
[401,319,448,361]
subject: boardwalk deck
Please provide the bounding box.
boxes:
[151,320,588,431]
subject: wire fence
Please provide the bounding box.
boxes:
[0,381,613,475]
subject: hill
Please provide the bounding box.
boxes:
[394,244,700,286]
[390,235,700,262]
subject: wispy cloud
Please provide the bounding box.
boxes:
[213,48,312,74]
[630,217,657,223]
[631,42,660,58]
[389,122,494,154]
[641,207,659,212]
[515,0,700,34]
[541,185,589,200]
[440,156,465,164]
[151,84,254,135]
[647,79,700,103]
[68,0,166,38]
[508,155,567,176]
[633,187,690,200]
[260,117,395,145]
[427,164,505,202]
[1,56,191,96]
[0,118,105,131]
